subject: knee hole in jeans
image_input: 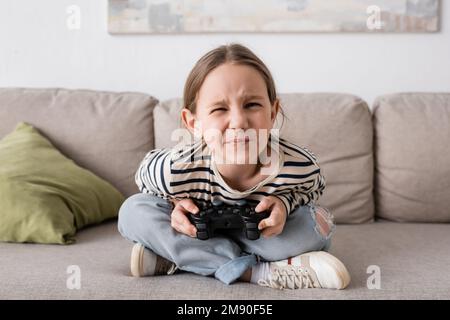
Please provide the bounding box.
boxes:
[310,205,335,240]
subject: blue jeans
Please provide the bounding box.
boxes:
[118,193,334,285]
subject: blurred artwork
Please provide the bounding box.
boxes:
[108,0,440,34]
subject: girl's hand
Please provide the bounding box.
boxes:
[254,196,288,238]
[170,198,199,237]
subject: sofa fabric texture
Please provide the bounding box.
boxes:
[1,220,449,299]
[373,93,450,222]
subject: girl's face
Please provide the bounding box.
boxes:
[182,63,279,165]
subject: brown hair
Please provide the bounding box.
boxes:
[182,43,286,127]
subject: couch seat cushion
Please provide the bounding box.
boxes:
[1,220,448,299]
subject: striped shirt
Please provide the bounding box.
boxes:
[135,136,325,215]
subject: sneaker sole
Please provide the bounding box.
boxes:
[313,251,351,289]
[130,243,145,277]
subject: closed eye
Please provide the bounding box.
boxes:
[210,107,227,114]
[210,103,261,114]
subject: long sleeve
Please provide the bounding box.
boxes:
[135,148,173,200]
[272,140,327,215]
[275,168,326,215]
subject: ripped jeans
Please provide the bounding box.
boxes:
[118,193,335,285]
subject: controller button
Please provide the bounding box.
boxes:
[246,231,259,240]
[247,222,258,229]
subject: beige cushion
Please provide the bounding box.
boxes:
[2,220,449,299]
[154,93,374,224]
[373,93,450,222]
[0,88,158,197]
[277,93,374,224]
[154,98,185,149]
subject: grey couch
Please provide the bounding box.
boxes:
[1,88,449,299]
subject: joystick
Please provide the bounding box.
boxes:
[188,199,270,240]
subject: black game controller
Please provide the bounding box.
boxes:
[188,199,271,240]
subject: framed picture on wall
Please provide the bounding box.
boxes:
[108,0,440,34]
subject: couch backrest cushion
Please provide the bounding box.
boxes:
[154,98,184,149]
[373,93,450,222]
[0,88,158,197]
[154,93,374,224]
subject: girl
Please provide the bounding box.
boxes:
[118,43,351,290]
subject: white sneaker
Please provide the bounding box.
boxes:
[258,251,351,290]
[130,243,178,277]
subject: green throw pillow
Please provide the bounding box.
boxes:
[0,122,125,244]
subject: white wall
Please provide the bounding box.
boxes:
[1,0,450,106]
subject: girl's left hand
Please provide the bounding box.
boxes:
[254,195,288,238]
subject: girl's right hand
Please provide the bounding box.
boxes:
[170,198,199,237]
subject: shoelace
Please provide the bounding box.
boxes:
[257,265,321,290]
